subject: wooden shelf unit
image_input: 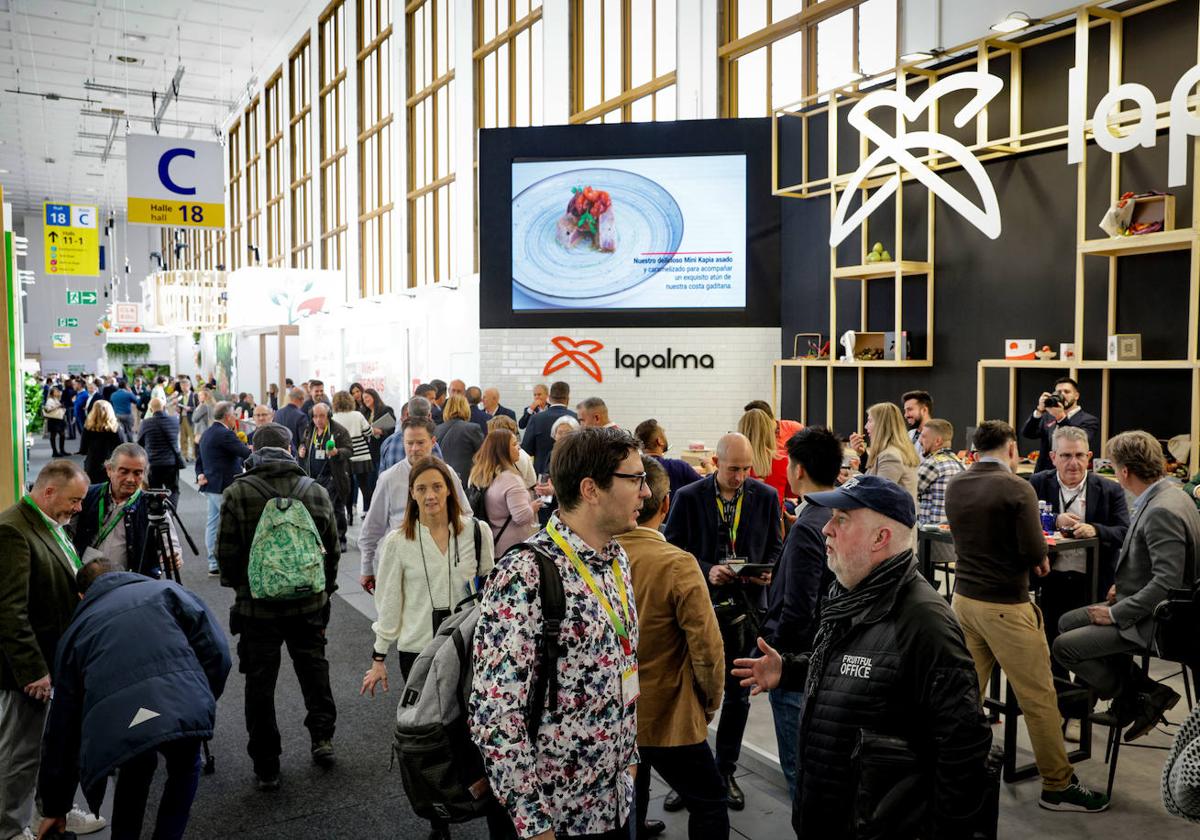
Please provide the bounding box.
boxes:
[976,7,1200,468]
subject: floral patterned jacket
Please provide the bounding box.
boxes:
[470,514,639,839]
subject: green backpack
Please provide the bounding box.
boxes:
[242,475,327,600]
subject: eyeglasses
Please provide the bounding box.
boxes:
[612,471,648,491]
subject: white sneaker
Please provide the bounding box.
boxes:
[65,806,107,835]
[12,827,36,840]
[1064,719,1081,743]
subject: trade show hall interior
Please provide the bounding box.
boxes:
[3,0,1200,838]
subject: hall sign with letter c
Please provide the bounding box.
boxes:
[126,134,224,229]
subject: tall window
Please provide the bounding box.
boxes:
[319,0,349,271]
[264,69,286,267]
[407,0,455,287]
[358,0,394,297]
[570,0,676,124]
[720,0,807,117]
[816,0,895,91]
[226,119,243,271]
[476,0,544,130]
[243,96,263,267]
[289,35,314,268]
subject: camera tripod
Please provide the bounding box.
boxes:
[144,494,217,775]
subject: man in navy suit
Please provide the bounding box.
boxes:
[471,387,516,435]
[520,381,576,475]
[1028,426,1128,678]
[196,402,251,576]
[664,432,783,811]
[1021,377,1101,473]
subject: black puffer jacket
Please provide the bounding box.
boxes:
[137,411,182,467]
[780,551,992,839]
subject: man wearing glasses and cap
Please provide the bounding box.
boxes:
[733,474,992,839]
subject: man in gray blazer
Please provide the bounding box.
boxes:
[1054,430,1200,742]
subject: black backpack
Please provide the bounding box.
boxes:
[465,483,514,545]
[393,542,565,824]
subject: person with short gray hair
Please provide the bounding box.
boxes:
[196,398,250,575]
[1054,429,1200,743]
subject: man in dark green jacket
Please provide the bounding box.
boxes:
[0,459,94,838]
[217,423,340,791]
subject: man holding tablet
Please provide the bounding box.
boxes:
[664,432,783,810]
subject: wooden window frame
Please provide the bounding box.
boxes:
[289,33,315,268]
[319,0,350,272]
[357,0,395,297]
[568,0,676,124]
[406,0,456,288]
[264,68,287,267]
[474,1,544,130]
[244,96,263,266]
[227,118,244,271]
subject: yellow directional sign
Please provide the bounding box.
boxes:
[43,203,99,276]
[126,135,224,228]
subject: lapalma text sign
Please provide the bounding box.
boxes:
[542,336,716,381]
[828,60,1200,247]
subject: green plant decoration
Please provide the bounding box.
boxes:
[191,330,202,345]
[24,373,44,436]
[107,342,151,362]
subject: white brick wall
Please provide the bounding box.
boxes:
[480,327,781,452]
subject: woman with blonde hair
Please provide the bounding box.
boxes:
[863,401,919,503]
[469,429,542,555]
[81,400,129,484]
[434,394,485,484]
[738,407,792,508]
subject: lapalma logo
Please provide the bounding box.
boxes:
[830,71,1004,248]
[543,336,605,383]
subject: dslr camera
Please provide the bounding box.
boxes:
[1043,393,1063,410]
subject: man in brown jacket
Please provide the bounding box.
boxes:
[619,457,728,840]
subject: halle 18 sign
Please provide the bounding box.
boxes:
[829,64,1200,247]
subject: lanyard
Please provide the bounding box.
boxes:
[96,484,141,547]
[1059,485,1085,516]
[715,491,744,554]
[22,495,82,570]
[547,521,632,656]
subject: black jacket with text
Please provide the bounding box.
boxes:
[780,552,992,839]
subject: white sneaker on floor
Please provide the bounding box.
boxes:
[1064,719,1081,743]
[11,827,36,840]
[32,805,107,836]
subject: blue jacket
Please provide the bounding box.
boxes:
[763,502,833,653]
[137,411,182,467]
[73,391,90,427]
[38,573,231,816]
[1027,469,1129,595]
[379,434,443,473]
[471,404,516,435]
[520,404,577,475]
[195,423,251,494]
[273,403,308,454]
[664,473,783,606]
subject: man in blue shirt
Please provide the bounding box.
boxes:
[109,381,137,441]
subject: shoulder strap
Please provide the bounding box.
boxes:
[525,543,565,741]
[240,475,278,503]
[473,518,481,577]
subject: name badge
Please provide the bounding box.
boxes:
[314,449,326,460]
[622,664,640,708]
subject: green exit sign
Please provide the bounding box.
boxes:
[66,290,98,305]
[56,317,79,328]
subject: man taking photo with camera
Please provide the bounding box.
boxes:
[1022,377,1100,473]
[71,443,181,578]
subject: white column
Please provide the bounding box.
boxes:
[542,0,571,125]
[676,0,719,120]
[452,0,475,282]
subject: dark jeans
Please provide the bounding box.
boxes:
[318,477,348,541]
[715,618,753,776]
[234,608,336,775]
[148,464,181,509]
[47,418,66,455]
[768,689,804,799]
[350,469,379,514]
[635,743,729,840]
[111,738,202,840]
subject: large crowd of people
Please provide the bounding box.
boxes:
[5,369,1200,839]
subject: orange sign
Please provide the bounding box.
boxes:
[543,336,605,383]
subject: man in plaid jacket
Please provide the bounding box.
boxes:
[917,419,965,526]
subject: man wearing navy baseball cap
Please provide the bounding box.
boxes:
[733,474,992,839]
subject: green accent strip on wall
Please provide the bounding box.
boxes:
[5,230,23,500]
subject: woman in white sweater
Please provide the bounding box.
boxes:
[362,456,495,691]
[332,389,375,524]
[468,429,542,556]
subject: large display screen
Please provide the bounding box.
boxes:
[511,154,746,311]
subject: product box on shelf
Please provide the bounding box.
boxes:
[1060,343,1077,362]
[1107,334,1142,361]
[1130,194,1175,233]
[1005,339,1037,360]
[850,331,908,361]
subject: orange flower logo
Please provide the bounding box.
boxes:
[543,336,605,383]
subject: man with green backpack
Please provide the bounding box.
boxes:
[214,422,341,792]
